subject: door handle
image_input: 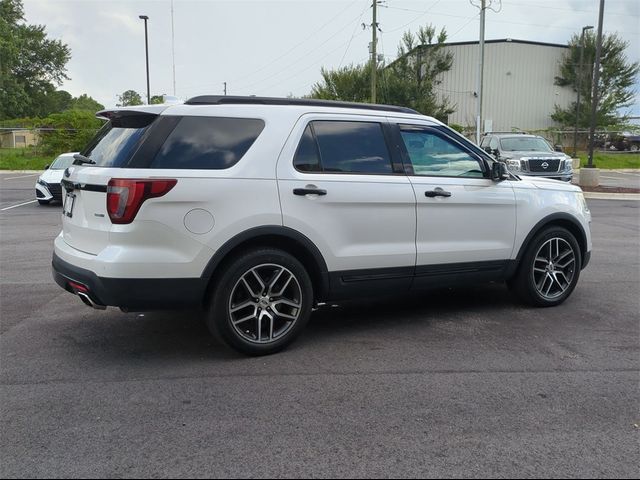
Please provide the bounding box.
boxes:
[425,188,452,198]
[293,188,327,196]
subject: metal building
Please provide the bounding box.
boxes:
[431,39,574,136]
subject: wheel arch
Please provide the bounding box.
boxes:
[201,226,330,305]
[509,213,588,278]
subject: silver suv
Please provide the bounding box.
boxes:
[480,133,573,182]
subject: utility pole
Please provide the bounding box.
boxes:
[224,82,227,96]
[573,25,593,157]
[370,0,378,104]
[171,0,176,96]
[587,0,605,168]
[476,0,486,144]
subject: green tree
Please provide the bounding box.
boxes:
[117,90,143,107]
[0,0,71,119]
[39,109,103,154]
[71,94,104,112]
[310,24,454,120]
[150,95,164,105]
[551,31,639,128]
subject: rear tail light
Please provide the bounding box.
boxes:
[107,178,177,224]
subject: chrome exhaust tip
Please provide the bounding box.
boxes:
[77,292,106,310]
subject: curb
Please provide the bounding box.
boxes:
[1,170,42,174]
[583,192,640,201]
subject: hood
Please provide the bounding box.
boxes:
[39,168,65,183]
[505,151,567,160]
[518,175,582,192]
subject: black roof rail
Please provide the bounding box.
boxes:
[184,95,420,114]
[483,131,529,136]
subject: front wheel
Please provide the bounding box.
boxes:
[207,248,313,356]
[511,227,582,307]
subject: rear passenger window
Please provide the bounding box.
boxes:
[308,121,393,174]
[152,117,264,169]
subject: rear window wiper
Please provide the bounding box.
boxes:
[73,153,96,165]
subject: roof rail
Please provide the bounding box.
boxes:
[484,131,529,135]
[184,95,420,114]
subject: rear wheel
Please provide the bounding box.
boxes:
[511,227,582,307]
[207,248,313,356]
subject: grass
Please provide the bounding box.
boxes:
[576,151,640,169]
[0,148,52,170]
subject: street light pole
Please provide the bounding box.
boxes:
[139,15,150,105]
[587,0,605,168]
[573,26,593,158]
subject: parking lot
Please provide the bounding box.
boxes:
[1,173,639,478]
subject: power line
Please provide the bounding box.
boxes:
[180,0,363,92]
[382,0,442,34]
[339,2,371,68]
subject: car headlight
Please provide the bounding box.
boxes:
[505,159,521,172]
[563,157,573,171]
[37,179,47,187]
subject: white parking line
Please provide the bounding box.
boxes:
[3,174,39,180]
[1,200,37,211]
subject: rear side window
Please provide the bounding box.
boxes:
[294,120,393,175]
[152,117,265,169]
[81,115,155,167]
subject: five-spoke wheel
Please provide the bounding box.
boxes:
[208,249,313,356]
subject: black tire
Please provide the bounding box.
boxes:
[37,199,50,205]
[511,226,582,307]
[207,248,313,356]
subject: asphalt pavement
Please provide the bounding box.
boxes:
[1,173,639,478]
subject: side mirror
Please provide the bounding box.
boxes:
[483,146,492,154]
[44,164,50,170]
[491,161,509,181]
[554,144,564,152]
[492,149,500,157]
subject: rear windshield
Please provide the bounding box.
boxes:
[151,116,265,169]
[80,114,156,167]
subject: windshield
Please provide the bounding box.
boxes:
[50,155,75,170]
[500,137,553,152]
[80,114,156,167]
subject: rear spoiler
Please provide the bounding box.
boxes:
[96,104,170,121]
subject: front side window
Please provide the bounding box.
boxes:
[306,120,393,174]
[152,116,265,169]
[400,128,484,178]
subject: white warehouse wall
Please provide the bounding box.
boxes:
[431,40,575,134]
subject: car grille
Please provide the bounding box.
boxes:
[528,159,561,173]
[45,182,63,199]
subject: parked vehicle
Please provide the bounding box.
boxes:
[35,152,78,205]
[480,132,574,182]
[52,97,592,355]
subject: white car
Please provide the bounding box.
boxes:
[35,152,78,205]
[52,97,592,355]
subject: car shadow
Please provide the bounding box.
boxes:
[57,283,520,363]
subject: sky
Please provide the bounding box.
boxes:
[21,0,640,115]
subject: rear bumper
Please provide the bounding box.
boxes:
[52,253,207,310]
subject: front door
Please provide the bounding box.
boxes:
[395,124,517,286]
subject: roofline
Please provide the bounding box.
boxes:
[436,38,569,49]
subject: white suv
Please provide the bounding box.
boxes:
[52,96,592,355]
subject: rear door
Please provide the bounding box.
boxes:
[277,114,417,296]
